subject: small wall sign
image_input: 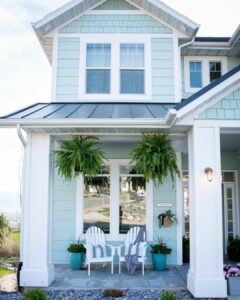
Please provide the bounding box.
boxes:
[156,203,173,208]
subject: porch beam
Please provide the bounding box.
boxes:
[20,134,54,287]
[187,124,227,298]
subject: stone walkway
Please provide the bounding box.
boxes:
[0,274,17,292]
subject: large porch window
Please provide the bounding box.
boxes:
[78,160,152,240]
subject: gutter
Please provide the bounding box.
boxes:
[16,124,27,147]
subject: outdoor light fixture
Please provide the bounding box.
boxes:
[204,167,213,181]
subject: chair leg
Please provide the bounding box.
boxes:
[88,262,90,276]
[119,261,121,274]
[142,261,144,276]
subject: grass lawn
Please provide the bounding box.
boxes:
[10,232,20,244]
[0,267,14,278]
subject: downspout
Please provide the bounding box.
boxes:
[16,124,26,147]
[169,37,196,127]
[16,124,26,291]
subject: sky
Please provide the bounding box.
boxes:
[0,0,240,213]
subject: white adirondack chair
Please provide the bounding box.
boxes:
[116,226,147,275]
[85,226,116,276]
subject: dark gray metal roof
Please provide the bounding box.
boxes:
[1,102,175,119]
[175,64,240,111]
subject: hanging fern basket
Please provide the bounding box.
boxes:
[130,133,180,186]
[54,136,105,182]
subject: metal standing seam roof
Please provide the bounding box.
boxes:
[175,64,240,111]
[1,103,175,120]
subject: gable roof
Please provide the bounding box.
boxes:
[33,0,199,62]
[174,64,240,119]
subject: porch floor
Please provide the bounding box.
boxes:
[50,264,188,289]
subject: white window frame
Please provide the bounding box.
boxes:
[79,35,152,101]
[184,56,227,93]
[76,159,153,241]
[85,43,111,94]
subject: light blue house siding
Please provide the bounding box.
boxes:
[94,0,137,10]
[51,142,177,264]
[152,38,175,102]
[56,37,80,102]
[59,14,172,34]
[198,88,240,119]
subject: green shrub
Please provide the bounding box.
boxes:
[228,236,240,261]
[161,290,177,300]
[23,288,48,300]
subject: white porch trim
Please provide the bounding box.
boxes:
[187,124,227,298]
[20,134,54,287]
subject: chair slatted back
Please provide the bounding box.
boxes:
[86,226,106,247]
[125,226,146,244]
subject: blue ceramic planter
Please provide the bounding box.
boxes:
[70,252,84,270]
[152,253,167,271]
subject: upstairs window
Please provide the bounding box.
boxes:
[184,57,227,93]
[86,44,111,94]
[209,61,222,82]
[120,44,145,94]
[189,61,202,88]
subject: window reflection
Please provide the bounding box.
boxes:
[83,174,110,233]
[119,167,146,234]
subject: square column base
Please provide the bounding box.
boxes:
[20,264,54,287]
[187,270,227,298]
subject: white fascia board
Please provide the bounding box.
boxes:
[33,0,198,36]
[229,24,240,47]
[148,0,199,30]
[176,71,240,120]
[33,0,85,29]
[0,118,170,129]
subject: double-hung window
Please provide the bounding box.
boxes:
[86,44,111,94]
[184,56,227,93]
[209,61,222,82]
[120,44,145,94]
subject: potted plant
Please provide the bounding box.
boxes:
[54,136,105,182]
[227,236,240,262]
[131,133,180,185]
[158,210,177,228]
[224,264,240,296]
[151,239,172,271]
[67,240,86,270]
[182,235,190,263]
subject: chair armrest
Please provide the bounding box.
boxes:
[115,244,125,257]
[105,244,118,256]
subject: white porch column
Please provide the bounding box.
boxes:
[187,123,227,298]
[20,134,54,287]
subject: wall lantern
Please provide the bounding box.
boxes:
[204,167,213,181]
